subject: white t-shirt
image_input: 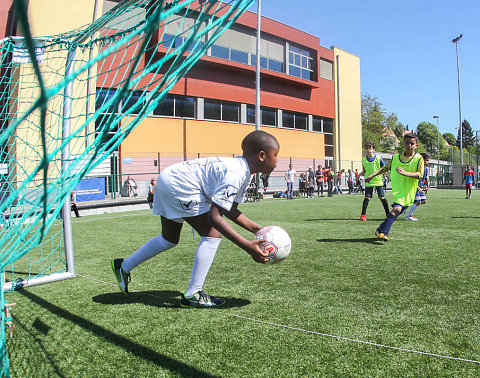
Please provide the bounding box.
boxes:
[153,156,251,220]
[285,169,296,183]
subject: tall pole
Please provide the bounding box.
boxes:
[433,116,439,186]
[452,34,463,167]
[255,0,261,196]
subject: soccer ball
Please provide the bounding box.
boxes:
[254,226,291,264]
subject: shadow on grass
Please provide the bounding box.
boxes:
[92,290,250,309]
[451,216,480,219]
[304,218,384,222]
[16,289,217,377]
[317,237,385,245]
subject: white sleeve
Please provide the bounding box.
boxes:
[211,171,244,211]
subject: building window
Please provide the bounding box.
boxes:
[323,117,334,133]
[324,133,334,145]
[211,44,230,60]
[295,113,307,130]
[261,107,277,126]
[324,145,334,157]
[282,111,294,129]
[312,116,322,132]
[153,94,195,118]
[230,49,249,64]
[246,104,256,124]
[320,59,333,80]
[96,88,118,114]
[122,91,144,115]
[204,99,221,120]
[289,44,314,80]
[221,101,239,122]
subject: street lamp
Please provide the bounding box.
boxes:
[433,116,439,186]
[452,34,463,167]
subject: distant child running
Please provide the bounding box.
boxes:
[359,141,390,221]
[112,130,279,307]
[405,152,429,221]
[462,165,475,199]
[366,133,424,241]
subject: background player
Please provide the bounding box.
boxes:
[462,164,475,199]
[112,130,279,307]
[405,152,429,221]
[366,133,424,241]
[359,141,390,221]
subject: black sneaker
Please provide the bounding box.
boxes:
[111,258,130,295]
[180,291,225,308]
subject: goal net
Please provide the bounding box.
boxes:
[0,0,255,375]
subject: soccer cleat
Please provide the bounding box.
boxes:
[111,258,131,295]
[360,215,366,221]
[406,216,418,221]
[375,230,389,241]
[180,291,225,308]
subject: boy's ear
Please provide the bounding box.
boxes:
[258,150,266,161]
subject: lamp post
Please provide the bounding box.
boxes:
[433,116,439,186]
[452,34,463,167]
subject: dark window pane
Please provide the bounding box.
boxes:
[289,52,294,64]
[325,145,334,157]
[268,59,283,73]
[294,54,300,66]
[289,45,301,53]
[282,111,294,128]
[175,96,195,118]
[95,113,118,132]
[204,99,221,120]
[312,116,322,132]
[323,118,334,133]
[246,104,256,124]
[211,45,229,60]
[230,49,248,64]
[96,89,118,113]
[122,91,144,114]
[222,102,239,122]
[174,36,183,49]
[261,107,276,126]
[295,113,307,130]
[301,56,308,68]
[289,65,301,78]
[324,133,334,145]
[301,69,312,80]
[153,95,174,116]
[260,56,268,69]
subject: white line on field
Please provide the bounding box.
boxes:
[74,211,151,223]
[78,273,480,365]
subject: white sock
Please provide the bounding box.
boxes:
[185,236,221,297]
[407,203,418,217]
[122,235,176,273]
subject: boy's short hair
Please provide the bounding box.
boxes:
[242,130,279,155]
[403,132,418,141]
[364,141,375,149]
[420,152,430,160]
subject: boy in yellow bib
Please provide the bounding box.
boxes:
[365,133,424,241]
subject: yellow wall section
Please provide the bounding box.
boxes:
[121,118,325,159]
[333,47,362,168]
[27,0,97,36]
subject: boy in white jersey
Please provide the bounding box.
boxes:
[112,130,279,307]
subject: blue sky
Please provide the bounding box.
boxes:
[250,0,479,137]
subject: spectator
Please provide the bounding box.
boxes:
[306,166,315,198]
[147,178,156,208]
[326,167,334,197]
[334,169,344,194]
[260,173,270,193]
[125,176,138,197]
[284,164,296,199]
[315,165,324,197]
[347,169,355,194]
[71,191,81,218]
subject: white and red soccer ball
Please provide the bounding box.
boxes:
[254,226,291,264]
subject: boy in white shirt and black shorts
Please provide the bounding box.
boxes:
[112,130,279,308]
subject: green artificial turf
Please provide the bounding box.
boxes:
[6,189,480,376]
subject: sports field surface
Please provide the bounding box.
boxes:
[6,189,480,376]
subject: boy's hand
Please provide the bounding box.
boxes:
[246,239,269,263]
[396,167,406,175]
[365,175,372,183]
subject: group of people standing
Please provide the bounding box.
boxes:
[284,164,336,199]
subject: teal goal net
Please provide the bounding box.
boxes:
[0,0,255,375]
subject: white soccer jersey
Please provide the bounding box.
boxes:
[153,156,251,221]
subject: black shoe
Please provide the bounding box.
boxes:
[180,291,225,308]
[111,258,130,295]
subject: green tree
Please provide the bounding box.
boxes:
[385,112,405,139]
[361,94,385,148]
[456,119,475,149]
[416,121,444,156]
[443,132,456,146]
